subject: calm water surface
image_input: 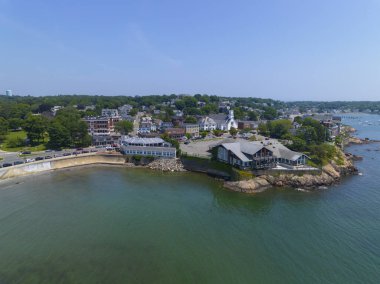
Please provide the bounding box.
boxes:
[0,114,379,283]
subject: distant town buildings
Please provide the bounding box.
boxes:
[51,106,64,116]
[5,90,12,96]
[101,109,119,117]
[118,104,133,119]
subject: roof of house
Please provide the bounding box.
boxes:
[219,140,306,162]
[221,142,251,162]
[209,113,228,124]
[199,116,216,125]
[121,137,165,145]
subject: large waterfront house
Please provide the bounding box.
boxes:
[120,137,176,158]
[216,140,308,170]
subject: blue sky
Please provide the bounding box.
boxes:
[0,0,379,100]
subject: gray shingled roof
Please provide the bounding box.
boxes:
[221,142,251,162]
[220,140,305,162]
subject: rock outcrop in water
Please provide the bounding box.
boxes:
[224,152,358,193]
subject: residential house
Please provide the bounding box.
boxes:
[118,104,133,118]
[102,108,119,117]
[183,124,200,138]
[198,116,217,131]
[138,116,157,133]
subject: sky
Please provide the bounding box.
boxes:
[0,0,379,101]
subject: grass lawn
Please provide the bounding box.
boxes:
[0,131,47,152]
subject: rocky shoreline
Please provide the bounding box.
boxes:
[223,151,359,194]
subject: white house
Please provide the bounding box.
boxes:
[209,110,238,131]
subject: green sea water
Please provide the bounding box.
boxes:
[0,114,379,283]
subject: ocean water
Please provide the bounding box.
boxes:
[0,114,379,283]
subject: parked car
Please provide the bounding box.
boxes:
[63,153,71,156]
[45,156,52,159]
[21,151,31,155]
[82,150,89,153]
[90,149,98,153]
[2,163,12,167]
[76,148,83,151]
[45,149,53,153]
[35,157,44,161]
[26,158,35,163]
[184,141,190,145]
[13,161,24,165]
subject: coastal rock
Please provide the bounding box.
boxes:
[223,148,358,193]
[224,178,270,193]
[147,158,185,172]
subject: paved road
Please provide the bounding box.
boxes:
[0,147,109,167]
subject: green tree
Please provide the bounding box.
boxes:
[47,121,71,149]
[0,117,9,141]
[247,111,258,121]
[115,120,134,135]
[8,118,23,130]
[268,119,292,139]
[296,126,318,145]
[184,116,197,123]
[213,129,223,137]
[258,123,269,136]
[229,127,238,137]
[129,108,138,116]
[23,114,48,144]
[53,108,91,148]
[262,107,278,120]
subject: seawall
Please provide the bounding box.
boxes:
[0,154,127,181]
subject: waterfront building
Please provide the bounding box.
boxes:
[216,140,308,170]
[120,137,176,158]
[5,90,12,96]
